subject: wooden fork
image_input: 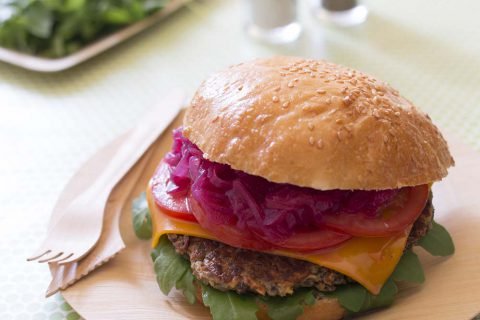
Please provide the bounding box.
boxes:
[27,90,185,265]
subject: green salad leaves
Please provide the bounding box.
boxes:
[0,0,170,57]
[132,193,455,320]
[131,192,152,240]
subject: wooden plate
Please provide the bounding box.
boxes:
[60,115,480,319]
[0,0,189,72]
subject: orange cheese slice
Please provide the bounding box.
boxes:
[147,185,409,295]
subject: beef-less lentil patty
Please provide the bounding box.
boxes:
[168,196,433,297]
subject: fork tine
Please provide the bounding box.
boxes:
[38,252,64,263]
[58,253,80,265]
[47,253,73,264]
[27,250,51,262]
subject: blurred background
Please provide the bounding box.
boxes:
[0,0,479,318]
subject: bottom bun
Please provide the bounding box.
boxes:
[194,282,346,320]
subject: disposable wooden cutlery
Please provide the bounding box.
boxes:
[27,90,185,265]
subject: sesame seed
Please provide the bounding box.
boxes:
[310,73,316,78]
[274,87,281,92]
[343,96,352,106]
[337,131,345,141]
[294,78,299,82]
[309,137,315,145]
[308,123,315,130]
[336,119,343,124]
[288,82,294,88]
[282,101,289,108]
[316,139,324,149]
[272,96,279,102]
[394,111,401,117]
[316,89,326,94]
[341,87,348,94]
[238,86,243,91]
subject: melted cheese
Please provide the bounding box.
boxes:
[147,186,409,295]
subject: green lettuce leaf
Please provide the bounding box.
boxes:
[261,289,316,320]
[201,284,259,320]
[131,192,152,240]
[418,220,455,256]
[392,250,425,283]
[152,236,196,304]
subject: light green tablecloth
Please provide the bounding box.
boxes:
[1,0,479,319]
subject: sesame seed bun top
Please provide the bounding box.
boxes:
[183,56,454,190]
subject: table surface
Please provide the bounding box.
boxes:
[1,0,479,319]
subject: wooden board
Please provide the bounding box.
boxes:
[60,115,480,319]
[0,0,189,72]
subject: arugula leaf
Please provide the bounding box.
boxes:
[328,279,398,314]
[326,283,367,312]
[201,284,259,320]
[152,236,196,304]
[418,220,455,256]
[261,289,315,320]
[178,268,197,304]
[24,2,53,38]
[392,250,425,283]
[359,279,398,312]
[131,192,152,240]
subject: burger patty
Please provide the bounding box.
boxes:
[168,195,433,297]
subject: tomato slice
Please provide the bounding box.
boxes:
[188,197,274,251]
[322,184,429,237]
[151,162,197,222]
[189,196,351,252]
[270,228,352,252]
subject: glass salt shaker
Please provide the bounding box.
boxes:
[245,0,302,44]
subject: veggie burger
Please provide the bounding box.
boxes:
[133,56,455,320]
